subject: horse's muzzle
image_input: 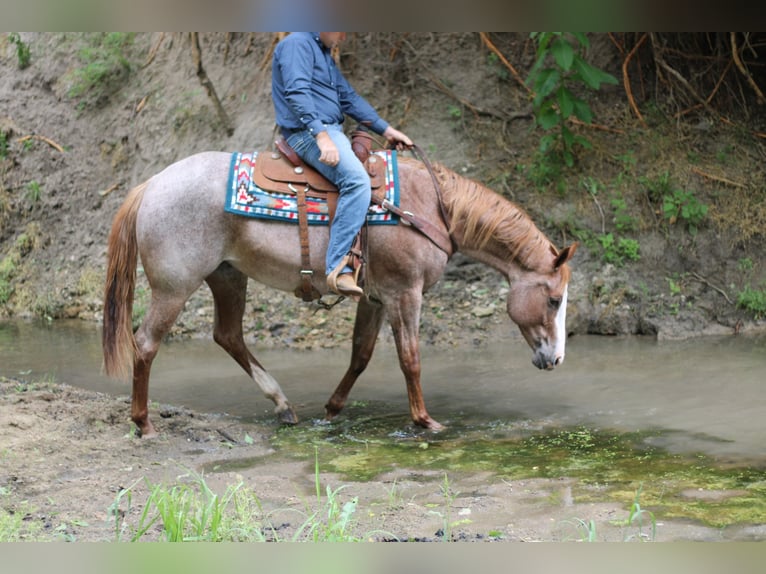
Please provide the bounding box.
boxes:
[532,351,562,371]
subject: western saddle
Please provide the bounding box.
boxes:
[253,130,384,302]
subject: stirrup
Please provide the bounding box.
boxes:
[326,255,363,300]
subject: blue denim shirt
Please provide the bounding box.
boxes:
[271,32,389,137]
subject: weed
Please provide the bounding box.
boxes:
[612,485,656,542]
[667,276,683,297]
[447,105,462,120]
[0,501,42,541]
[0,252,18,305]
[641,172,708,235]
[8,33,31,70]
[614,151,637,175]
[294,448,364,541]
[611,197,638,233]
[662,188,708,235]
[598,233,640,266]
[0,131,8,159]
[561,517,598,542]
[65,33,135,108]
[738,257,754,273]
[736,285,766,320]
[111,471,259,542]
[640,171,673,205]
[384,479,405,510]
[25,180,41,203]
[426,473,467,542]
[562,485,656,542]
[523,151,564,191]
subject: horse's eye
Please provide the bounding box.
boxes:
[548,297,561,310]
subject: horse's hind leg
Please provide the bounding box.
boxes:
[132,291,191,438]
[325,297,385,421]
[205,263,298,424]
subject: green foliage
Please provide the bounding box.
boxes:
[429,473,464,542]
[610,197,638,233]
[738,257,754,273]
[640,171,674,204]
[110,454,381,542]
[641,172,708,235]
[297,448,363,542]
[527,32,618,168]
[575,228,640,267]
[602,233,638,266]
[736,286,766,320]
[0,131,8,159]
[563,485,657,542]
[520,151,564,191]
[612,485,656,542]
[662,188,708,235]
[66,32,135,107]
[486,52,509,81]
[0,252,19,305]
[8,33,31,70]
[111,472,262,542]
[0,502,42,541]
[25,180,41,203]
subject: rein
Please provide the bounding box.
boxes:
[407,143,457,256]
[361,138,454,257]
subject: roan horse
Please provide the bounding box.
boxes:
[102,150,576,437]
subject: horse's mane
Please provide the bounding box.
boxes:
[435,164,554,271]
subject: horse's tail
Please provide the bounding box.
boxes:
[102,181,148,380]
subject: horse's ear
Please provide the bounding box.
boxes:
[553,242,578,269]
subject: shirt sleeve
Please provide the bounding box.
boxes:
[335,72,389,135]
[275,39,327,136]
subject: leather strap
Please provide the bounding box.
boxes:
[371,194,454,256]
[293,184,320,301]
[410,144,458,255]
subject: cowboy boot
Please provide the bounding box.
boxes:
[327,255,363,300]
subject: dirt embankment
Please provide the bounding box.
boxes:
[0,33,764,345]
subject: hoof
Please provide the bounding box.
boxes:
[277,406,299,425]
[135,422,158,439]
[418,417,445,432]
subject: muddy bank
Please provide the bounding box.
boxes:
[2,376,765,542]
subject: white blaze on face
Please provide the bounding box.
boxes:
[554,285,568,365]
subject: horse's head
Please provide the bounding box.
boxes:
[507,243,577,370]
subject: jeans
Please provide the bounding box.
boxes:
[286,124,370,276]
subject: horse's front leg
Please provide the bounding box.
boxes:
[325,297,386,421]
[389,290,444,431]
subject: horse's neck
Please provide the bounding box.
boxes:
[443,172,553,276]
[457,236,551,278]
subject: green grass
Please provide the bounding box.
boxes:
[65,32,135,108]
[110,454,391,542]
[0,501,42,542]
[561,485,656,542]
[736,285,766,320]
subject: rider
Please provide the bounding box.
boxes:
[271,32,413,298]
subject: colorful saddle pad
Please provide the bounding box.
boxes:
[225,150,400,225]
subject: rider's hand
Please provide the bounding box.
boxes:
[316,131,340,166]
[383,126,413,151]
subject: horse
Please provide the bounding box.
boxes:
[102,150,577,438]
